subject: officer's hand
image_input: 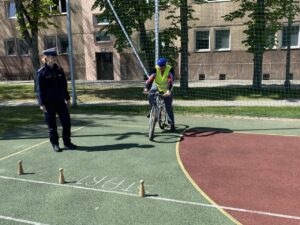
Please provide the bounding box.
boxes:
[66,100,71,107]
[143,88,149,94]
[40,105,47,113]
[163,91,171,97]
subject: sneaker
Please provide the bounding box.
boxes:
[64,142,77,150]
[52,144,61,152]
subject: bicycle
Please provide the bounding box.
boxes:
[148,91,168,140]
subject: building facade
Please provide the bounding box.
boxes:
[0,0,300,81]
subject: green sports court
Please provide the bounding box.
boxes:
[1,113,300,225]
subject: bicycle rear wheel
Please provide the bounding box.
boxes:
[158,106,167,130]
[148,106,157,140]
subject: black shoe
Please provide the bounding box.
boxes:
[147,112,150,118]
[170,125,176,132]
[52,144,61,152]
[64,143,77,150]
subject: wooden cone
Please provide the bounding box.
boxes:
[139,180,145,197]
[59,168,65,184]
[17,160,24,175]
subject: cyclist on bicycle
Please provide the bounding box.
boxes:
[143,57,176,132]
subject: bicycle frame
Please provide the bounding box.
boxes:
[148,92,167,140]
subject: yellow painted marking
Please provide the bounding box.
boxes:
[176,130,242,225]
[0,126,85,161]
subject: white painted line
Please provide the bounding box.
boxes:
[0,126,85,161]
[0,215,49,225]
[147,196,300,221]
[1,175,300,221]
[0,140,49,161]
[0,175,137,197]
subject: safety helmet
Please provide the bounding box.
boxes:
[157,57,167,67]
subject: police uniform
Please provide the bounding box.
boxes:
[36,48,76,151]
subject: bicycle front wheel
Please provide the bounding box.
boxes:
[158,106,167,130]
[148,107,157,140]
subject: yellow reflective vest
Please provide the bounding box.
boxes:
[154,64,172,93]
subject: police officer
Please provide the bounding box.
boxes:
[143,57,176,132]
[36,47,77,152]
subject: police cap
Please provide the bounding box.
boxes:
[43,47,58,56]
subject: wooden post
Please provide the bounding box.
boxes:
[59,168,65,184]
[17,160,24,175]
[139,180,145,197]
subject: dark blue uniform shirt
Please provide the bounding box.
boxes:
[36,64,70,105]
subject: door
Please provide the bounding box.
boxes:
[96,52,114,80]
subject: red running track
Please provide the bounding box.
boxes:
[178,129,300,225]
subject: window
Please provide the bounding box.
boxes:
[219,74,226,80]
[205,0,231,2]
[263,73,270,80]
[215,29,230,50]
[44,35,69,54]
[94,14,109,26]
[44,36,57,49]
[50,0,67,13]
[18,39,29,56]
[95,32,111,42]
[282,25,299,48]
[4,38,30,56]
[195,30,209,51]
[5,39,17,56]
[199,74,206,80]
[58,36,68,54]
[7,0,16,18]
[267,33,277,49]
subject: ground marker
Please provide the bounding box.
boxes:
[59,168,65,184]
[17,160,24,175]
[139,180,145,197]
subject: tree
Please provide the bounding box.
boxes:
[92,0,179,75]
[14,0,57,85]
[167,0,191,92]
[162,0,198,91]
[277,0,300,89]
[223,0,282,89]
[92,0,197,90]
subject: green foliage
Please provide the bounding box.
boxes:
[15,0,57,35]
[92,0,196,70]
[277,0,300,20]
[92,0,153,50]
[223,0,283,53]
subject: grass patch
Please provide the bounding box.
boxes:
[1,83,300,135]
[0,83,35,101]
[1,83,300,102]
[1,105,300,135]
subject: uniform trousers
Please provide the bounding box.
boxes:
[44,101,71,145]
